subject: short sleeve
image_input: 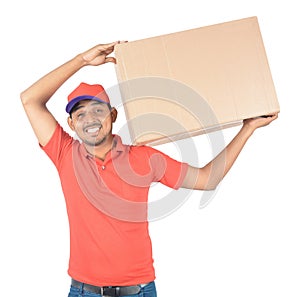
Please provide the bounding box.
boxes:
[146,146,188,189]
[40,123,74,170]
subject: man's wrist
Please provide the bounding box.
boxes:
[240,123,255,138]
[74,53,89,67]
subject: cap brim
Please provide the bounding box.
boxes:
[66,96,109,114]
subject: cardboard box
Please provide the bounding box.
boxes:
[114,16,280,146]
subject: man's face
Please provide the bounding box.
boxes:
[68,100,117,147]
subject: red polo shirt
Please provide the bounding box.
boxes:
[41,123,188,286]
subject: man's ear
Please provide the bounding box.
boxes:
[111,108,118,123]
[67,116,75,131]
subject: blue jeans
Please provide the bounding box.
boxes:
[68,281,157,297]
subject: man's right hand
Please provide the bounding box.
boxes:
[80,41,125,66]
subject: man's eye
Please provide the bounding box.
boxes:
[77,113,84,119]
[96,109,103,113]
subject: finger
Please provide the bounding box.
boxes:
[103,40,128,51]
[266,113,278,121]
[101,42,121,55]
[105,57,116,64]
[103,41,120,49]
[270,113,279,121]
[258,113,279,122]
[263,113,279,125]
[99,41,127,56]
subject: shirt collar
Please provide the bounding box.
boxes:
[112,134,127,153]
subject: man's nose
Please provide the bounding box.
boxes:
[85,111,99,122]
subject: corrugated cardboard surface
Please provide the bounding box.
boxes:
[114,17,280,146]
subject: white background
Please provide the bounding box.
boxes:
[1,0,300,296]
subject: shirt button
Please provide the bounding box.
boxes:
[102,165,106,170]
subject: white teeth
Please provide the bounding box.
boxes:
[87,127,100,133]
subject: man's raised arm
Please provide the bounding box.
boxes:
[181,114,278,191]
[20,42,120,146]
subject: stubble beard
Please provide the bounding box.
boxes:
[82,134,107,147]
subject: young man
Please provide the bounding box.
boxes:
[21,41,278,297]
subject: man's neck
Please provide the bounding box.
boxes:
[84,134,114,161]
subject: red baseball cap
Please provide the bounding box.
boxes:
[66,82,110,113]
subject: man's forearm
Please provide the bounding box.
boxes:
[181,114,278,191]
[21,54,86,106]
[202,125,254,189]
[182,125,254,190]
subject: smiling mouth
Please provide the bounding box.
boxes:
[84,125,102,135]
[86,127,99,133]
